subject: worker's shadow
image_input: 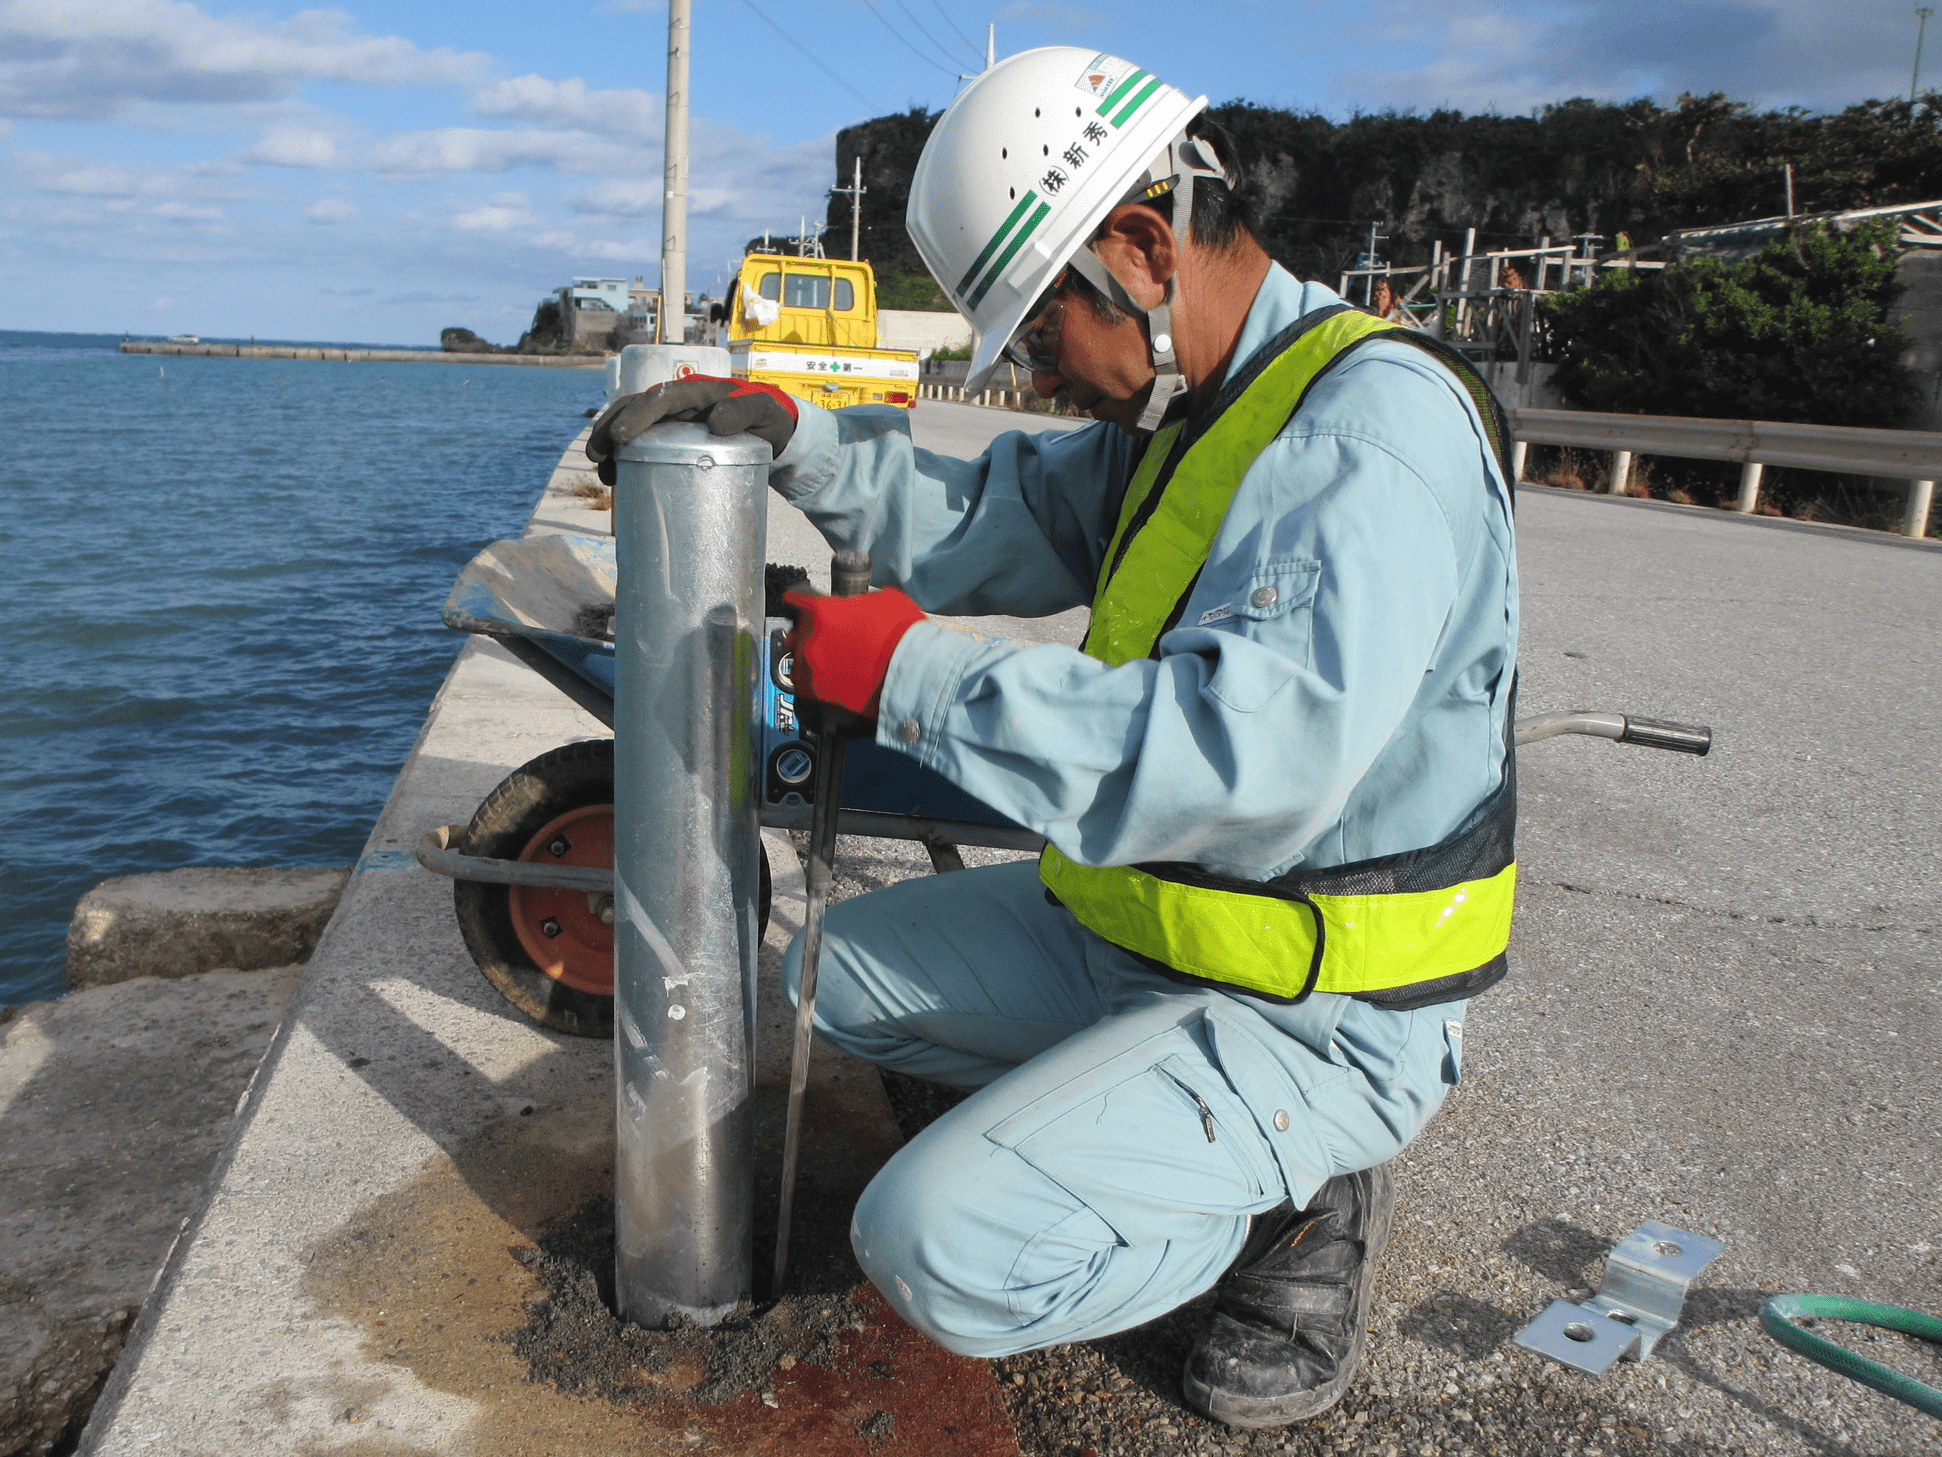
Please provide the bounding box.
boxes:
[1394,1215,1608,1359]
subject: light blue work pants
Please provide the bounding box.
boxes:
[781,860,1465,1358]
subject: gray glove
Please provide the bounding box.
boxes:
[585,376,798,485]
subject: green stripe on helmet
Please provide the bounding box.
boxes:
[967,200,1051,309]
[956,192,1040,299]
[1109,75,1163,128]
[1095,69,1148,118]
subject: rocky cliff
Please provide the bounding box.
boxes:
[827,94,1942,288]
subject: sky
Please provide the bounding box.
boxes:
[0,0,1929,345]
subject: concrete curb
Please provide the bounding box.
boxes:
[1,965,306,1457]
[75,427,939,1457]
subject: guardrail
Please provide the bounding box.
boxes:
[914,387,1939,540]
[1507,407,1940,539]
[918,381,1033,409]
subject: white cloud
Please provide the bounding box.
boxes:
[468,74,661,140]
[12,147,253,200]
[1334,0,1919,114]
[567,178,661,217]
[0,0,494,121]
[245,128,348,169]
[367,125,643,178]
[149,199,223,221]
[306,195,358,224]
[453,191,538,232]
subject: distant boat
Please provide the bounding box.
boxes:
[168,334,201,344]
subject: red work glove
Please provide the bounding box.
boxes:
[783,585,927,727]
[586,376,799,485]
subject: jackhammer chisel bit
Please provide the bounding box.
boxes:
[772,546,871,1294]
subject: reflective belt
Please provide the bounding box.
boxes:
[1041,305,1516,1007]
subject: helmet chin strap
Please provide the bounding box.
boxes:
[1063,131,1233,435]
[1064,247,1182,433]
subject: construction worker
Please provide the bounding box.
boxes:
[587,46,1517,1429]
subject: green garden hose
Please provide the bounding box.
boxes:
[1760,1294,1942,1419]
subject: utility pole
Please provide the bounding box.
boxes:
[657,0,691,343]
[1784,161,1796,218]
[1916,6,1935,104]
[1357,220,1387,308]
[831,157,867,261]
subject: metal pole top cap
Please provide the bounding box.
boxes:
[614,419,774,469]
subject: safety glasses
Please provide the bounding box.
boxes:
[1000,269,1071,373]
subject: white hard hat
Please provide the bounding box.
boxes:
[907,47,1224,421]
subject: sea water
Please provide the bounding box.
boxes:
[0,332,606,1007]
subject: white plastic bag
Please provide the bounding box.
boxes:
[742,284,781,327]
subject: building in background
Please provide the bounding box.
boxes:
[556,278,637,346]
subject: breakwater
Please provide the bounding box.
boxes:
[120,340,599,367]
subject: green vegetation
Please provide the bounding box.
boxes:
[1205,94,1942,279]
[873,264,953,312]
[829,93,1942,293]
[1542,219,1920,426]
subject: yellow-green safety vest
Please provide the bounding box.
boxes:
[1039,305,1518,1009]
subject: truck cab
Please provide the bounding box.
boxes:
[729,255,878,348]
[723,251,917,410]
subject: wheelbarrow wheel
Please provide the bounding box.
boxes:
[453,738,772,1037]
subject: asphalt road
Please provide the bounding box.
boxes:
[779,401,1942,1457]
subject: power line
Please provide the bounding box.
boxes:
[738,0,881,110]
[888,0,977,71]
[858,0,960,78]
[926,0,985,63]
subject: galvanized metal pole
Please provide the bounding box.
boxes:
[1736,461,1765,514]
[1607,449,1633,496]
[658,0,691,344]
[1905,477,1935,537]
[611,421,770,1328]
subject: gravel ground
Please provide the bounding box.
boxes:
[764,449,1942,1456]
[506,1195,867,1410]
[807,834,1942,1457]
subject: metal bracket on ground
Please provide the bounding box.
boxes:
[1512,1220,1725,1376]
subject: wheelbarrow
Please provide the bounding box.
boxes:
[418,533,1039,1037]
[419,531,1714,1038]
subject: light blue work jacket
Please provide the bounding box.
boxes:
[769,264,1518,883]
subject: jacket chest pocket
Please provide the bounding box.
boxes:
[1202,558,1322,711]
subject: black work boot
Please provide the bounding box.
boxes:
[1181,1162,1395,1429]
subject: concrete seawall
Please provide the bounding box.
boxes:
[72,423,1024,1456]
[119,341,600,367]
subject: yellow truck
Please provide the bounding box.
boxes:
[721,253,919,409]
